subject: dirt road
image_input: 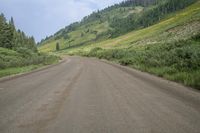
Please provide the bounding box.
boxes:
[0,56,200,133]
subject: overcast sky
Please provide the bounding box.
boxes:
[0,0,122,42]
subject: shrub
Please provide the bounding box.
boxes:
[119,58,134,66]
[88,47,103,57]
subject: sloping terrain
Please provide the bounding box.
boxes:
[39,5,145,52]
[63,1,200,52]
[39,0,200,88]
[39,0,198,52]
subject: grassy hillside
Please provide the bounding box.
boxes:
[39,5,145,52]
[40,0,197,52]
[39,1,200,89]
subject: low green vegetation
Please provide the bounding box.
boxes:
[0,47,59,77]
[0,65,42,78]
[0,47,58,69]
[85,35,200,89]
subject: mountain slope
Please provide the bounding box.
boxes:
[39,0,200,89]
[66,1,200,52]
[39,0,197,52]
[39,5,145,52]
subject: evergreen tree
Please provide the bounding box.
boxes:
[56,42,60,51]
[0,13,37,52]
[0,15,14,49]
[9,17,15,28]
[0,13,7,47]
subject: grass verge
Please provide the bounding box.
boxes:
[0,47,60,78]
[0,65,43,78]
[0,58,60,78]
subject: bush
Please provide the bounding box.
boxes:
[0,58,7,69]
[0,48,59,70]
[88,47,103,57]
[15,47,35,58]
[192,33,200,41]
[119,58,134,66]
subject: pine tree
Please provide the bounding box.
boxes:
[0,13,7,48]
[9,17,15,28]
[56,42,60,51]
[0,13,38,52]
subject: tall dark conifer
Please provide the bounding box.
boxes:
[0,13,37,52]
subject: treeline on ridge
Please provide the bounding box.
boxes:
[40,0,197,46]
[109,0,197,37]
